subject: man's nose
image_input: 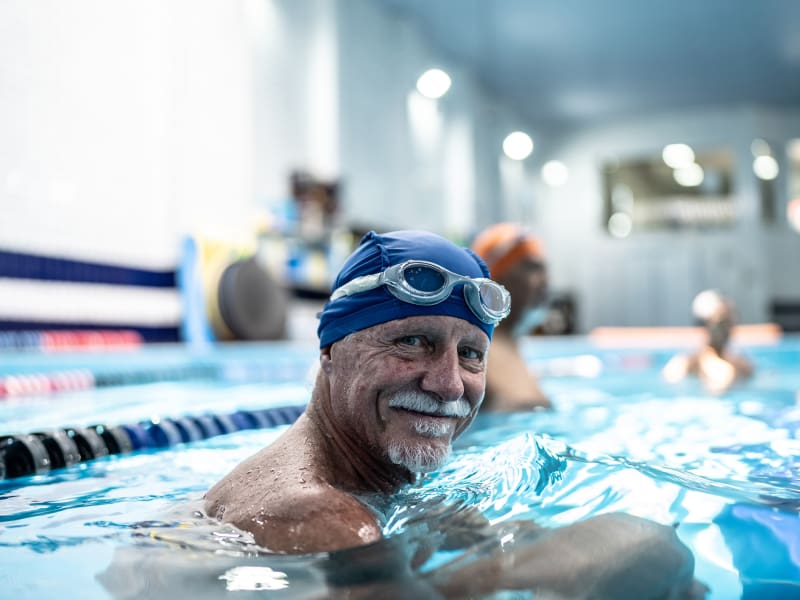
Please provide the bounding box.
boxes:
[420,346,465,403]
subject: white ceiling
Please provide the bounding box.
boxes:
[377,0,800,128]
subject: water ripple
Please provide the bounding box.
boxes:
[383,433,567,535]
[562,445,800,510]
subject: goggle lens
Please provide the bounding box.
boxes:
[478,283,507,312]
[403,265,446,292]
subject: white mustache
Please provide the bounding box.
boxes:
[388,391,472,418]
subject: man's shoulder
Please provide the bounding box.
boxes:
[244,484,381,552]
[272,480,376,516]
[206,469,382,552]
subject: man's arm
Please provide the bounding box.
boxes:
[662,353,692,383]
[423,513,706,600]
[729,353,753,379]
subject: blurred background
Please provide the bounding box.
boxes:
[2,0,800,347]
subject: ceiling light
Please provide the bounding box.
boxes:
[673,163,704,187]
[502,131,534,161]
[416,69,451,99]
[750,138,771,158]
[541,160,569,186]
[608,212,632,238]
[662,144,695,169]
[753,155,779,180]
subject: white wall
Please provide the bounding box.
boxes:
[0,0,527,263]
[0,0,256,268]
[334,0,527,240]
[250,0,340,206]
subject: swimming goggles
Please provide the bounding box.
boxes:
[329,260,511,325]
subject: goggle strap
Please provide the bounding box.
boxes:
[330,272,384,300]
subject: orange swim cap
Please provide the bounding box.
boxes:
[471,223,545,279]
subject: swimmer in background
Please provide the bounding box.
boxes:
[471,223,552,411]
[662,289,753,394]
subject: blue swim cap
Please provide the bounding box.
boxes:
[318,230,494,348]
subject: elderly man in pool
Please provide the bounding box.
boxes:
[205,230,706,599]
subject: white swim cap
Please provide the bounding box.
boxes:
[692,289,726,321]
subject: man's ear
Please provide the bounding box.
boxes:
[320,345,333,374]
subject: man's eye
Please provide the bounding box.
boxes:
[397,335,424,347]
[459,347,483,361]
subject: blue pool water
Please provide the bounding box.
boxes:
[1,337,799,599]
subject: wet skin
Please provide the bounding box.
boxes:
[320,315,488,474]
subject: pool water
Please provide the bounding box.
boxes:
[1,337,799,599]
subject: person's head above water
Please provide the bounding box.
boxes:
[692,289,736,351]
[310,230,511,475]
[692,289,733,324]
[471,222,545,280]
[471,223,547,336]
[317,230,510,348]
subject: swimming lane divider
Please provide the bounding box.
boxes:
[0,404,306,481]
[0,330,144,352]
[0,359,313,399]
[0,369,98,398]
[0,365,219,399]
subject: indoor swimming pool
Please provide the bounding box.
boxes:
[1,337,799,599]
